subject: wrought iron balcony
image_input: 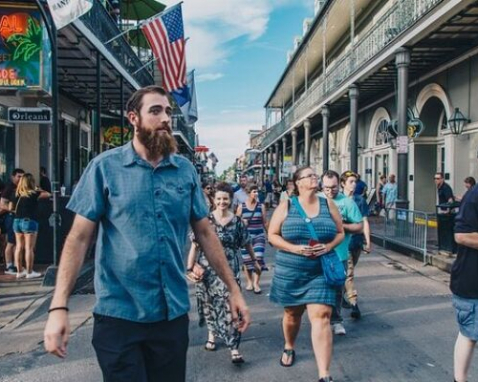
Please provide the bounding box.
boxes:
[79,0,153,87]
[260,0,443,149]
[172,115,196,150]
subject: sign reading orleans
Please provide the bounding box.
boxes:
[8,107,52,124]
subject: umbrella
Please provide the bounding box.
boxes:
[121,0,166,21]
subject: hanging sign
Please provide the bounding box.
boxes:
[8,107,51,123]
[396,136,408,154]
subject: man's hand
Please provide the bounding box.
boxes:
[44,310,70,358]
[229,290,250,333]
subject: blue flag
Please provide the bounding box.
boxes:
[172,70,198,125]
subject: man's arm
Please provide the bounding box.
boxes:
[44,215,97,358]
[455,233,478,250]
[191,217,250,332]
[343,222,363,234]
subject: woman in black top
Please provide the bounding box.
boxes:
[11,173,51,279]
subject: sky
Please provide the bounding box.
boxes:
[160,0,313,174]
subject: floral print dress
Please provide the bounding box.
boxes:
[193,214,250,350]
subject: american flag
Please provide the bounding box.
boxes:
[142,4,186,92]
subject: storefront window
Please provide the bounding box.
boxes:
[375,120,390,146]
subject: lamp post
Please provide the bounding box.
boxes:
[448,108,469,135]
[330,147,338,162]
[35,0,61,286]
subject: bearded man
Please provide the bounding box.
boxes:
[43,86,250,382]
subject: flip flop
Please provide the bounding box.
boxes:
[253,287,262,294]
[231,353,245,364]
[245,286,253,291]
[204,340,216,351]
[279,349,295,367]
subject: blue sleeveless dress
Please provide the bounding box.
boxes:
[270,196,338,307]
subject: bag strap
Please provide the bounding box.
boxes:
[290,196,318,240]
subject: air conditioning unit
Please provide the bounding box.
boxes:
[303,18,312,35]
[314,0,326,15]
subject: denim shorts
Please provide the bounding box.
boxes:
[452,294,478,341]
[13,218,39,234]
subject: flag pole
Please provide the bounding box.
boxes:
[104,2,183,45]
[132,37,189,75]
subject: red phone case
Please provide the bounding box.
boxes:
[308,239,320,247]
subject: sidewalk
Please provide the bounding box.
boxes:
[0,262,95,358]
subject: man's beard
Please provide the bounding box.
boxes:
[136,121,177,157]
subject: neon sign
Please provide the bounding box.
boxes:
[0,4,49,91]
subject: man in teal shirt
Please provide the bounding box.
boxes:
[320,170,363,336]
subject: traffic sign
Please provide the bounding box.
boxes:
[8,107,52,124]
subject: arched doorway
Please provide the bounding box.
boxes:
[414,84,452,213]
[365,107,395,193]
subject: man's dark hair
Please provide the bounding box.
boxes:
[215,182,234,200]
[321,170,340,183]
[12,168,25,176]
[245,184,258,194]
[40,166,47,175]
[465,176,476,187]
[435,172,444,179]
[126,86,169,114]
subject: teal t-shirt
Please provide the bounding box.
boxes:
[320,192,363,261]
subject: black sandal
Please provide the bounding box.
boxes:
[204,340,216,351]
[231,352,245,364]
[279,349,295,367]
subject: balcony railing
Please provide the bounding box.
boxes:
[79,0,153,87]
[172,115,196,149]
[260,0,443,149]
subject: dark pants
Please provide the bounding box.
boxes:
[92,313,189,382]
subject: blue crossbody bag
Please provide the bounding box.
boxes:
[291,196,346,287]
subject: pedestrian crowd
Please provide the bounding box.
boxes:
[38,85,477,382]
[0,168,51,279]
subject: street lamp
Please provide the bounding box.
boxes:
[330,147,338,162]
[448,107,470,135]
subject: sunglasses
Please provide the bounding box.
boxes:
[343,171,357,178]
[298,173,318,180]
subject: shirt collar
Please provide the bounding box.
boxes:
[122,141,179,168]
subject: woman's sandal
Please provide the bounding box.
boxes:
[253,287,262,294]
[231,352,245,364]
[204,340,216,351]
[279,349,295,367]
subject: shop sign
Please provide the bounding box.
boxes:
[282,155,293,175]
[103,125,132,147]
[0,3,51,92]
[8,107,51,123]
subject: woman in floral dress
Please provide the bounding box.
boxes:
[187,182,258,364]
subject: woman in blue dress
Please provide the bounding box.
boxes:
[268,166,344,382]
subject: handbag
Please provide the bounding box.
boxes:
[291,196,346,287]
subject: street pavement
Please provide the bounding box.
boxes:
[0,243,475,382]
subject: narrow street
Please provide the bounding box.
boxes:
[0,244,474,382]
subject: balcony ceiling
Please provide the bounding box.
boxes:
[57,25,138,112]
[266,0,374,109]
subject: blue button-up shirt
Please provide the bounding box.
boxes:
[67,142,208,322]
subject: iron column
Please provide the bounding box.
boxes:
[396,48,411,208]
[349,84,359,173]
[292,127,298,166]
[304,119,311,166]
[322,105,330,173]
[35,0,60,285]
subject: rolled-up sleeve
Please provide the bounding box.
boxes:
[67,160,107,222]
[190,173,208,222]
